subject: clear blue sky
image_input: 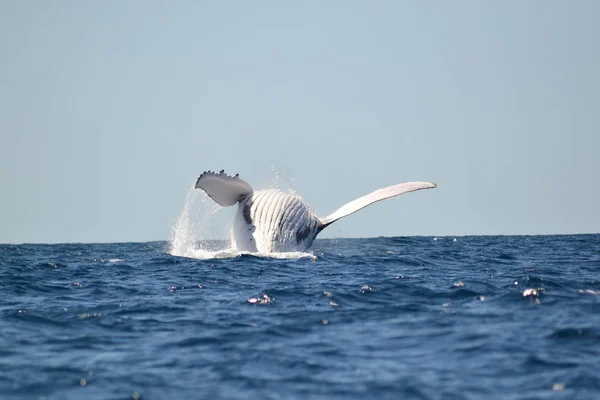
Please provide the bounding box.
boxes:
[1,1,598,244]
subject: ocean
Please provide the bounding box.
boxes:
[1,235,600,399]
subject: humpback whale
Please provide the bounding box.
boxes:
[195,170,436,253]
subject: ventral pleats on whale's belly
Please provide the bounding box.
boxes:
[232,190,320,253]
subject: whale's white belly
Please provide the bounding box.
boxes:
[231,190,320,253]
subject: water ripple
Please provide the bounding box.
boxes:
[1,235,600,399]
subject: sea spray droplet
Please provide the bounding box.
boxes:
[269,164,297,193]
[40,262,65,269]
[248,294,272,304]
[523,288,544,297]
[359,285,373,293]
[77,313,103,319]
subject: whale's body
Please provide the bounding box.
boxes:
[232,189,321,252]
[195,170,436,253]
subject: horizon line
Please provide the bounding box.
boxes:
[2,232,599,246]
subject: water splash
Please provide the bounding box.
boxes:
[169,170,315,260]
[269,165,297,194]
[169,187,227,258]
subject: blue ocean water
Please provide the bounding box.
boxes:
[1,235,600,400]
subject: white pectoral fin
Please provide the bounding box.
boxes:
[319,181,437,227]
[194,170,253,207]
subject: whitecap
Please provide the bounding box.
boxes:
[170,246,315,261]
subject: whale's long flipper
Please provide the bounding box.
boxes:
[195,170,253,206]
[319,182,437,229]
